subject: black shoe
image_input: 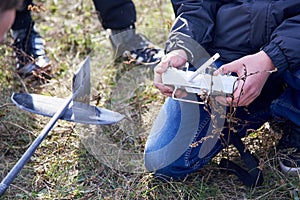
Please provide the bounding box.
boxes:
[121,33,164,65]
[110,29,164,65]
[12,23,51,78]
[276,120,300,175]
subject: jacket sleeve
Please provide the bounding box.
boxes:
[262,9,300,72]
[166,0,223,65]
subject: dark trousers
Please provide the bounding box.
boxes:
[12,0,136,30]
[92,0,136,30]
[12,0,32,30]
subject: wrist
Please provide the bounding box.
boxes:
[259,50,276,71]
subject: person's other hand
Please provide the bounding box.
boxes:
[154,49,188,97]
[214,51,275,106]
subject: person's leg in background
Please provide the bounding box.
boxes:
[92,0,163,65]
[11,0,51,78]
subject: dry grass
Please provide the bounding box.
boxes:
[0,0,300,199]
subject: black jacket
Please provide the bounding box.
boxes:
[167,0,300,73]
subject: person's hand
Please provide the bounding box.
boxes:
[214,51,275,106]
[154,49,188,97]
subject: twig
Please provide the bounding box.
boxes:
[10,184,31,196]
[15,73,29,94]
[0,103,15,109]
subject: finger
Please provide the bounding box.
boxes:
[163,92,173,97]
[167,49,188,67]
[215,96,229,106]
[174,88,188,98]
[154,60,168,74]
[231,85,244,106]
[214,61,242,76]
[231,85,255,107]
[154,82,174,94]
[233,91,257,106]
[154,69,162,84]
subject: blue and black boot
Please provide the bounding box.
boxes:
[12,23,51,78]
[110,27,164,66]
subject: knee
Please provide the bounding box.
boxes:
[144,152,188,180]
[143,150,163,173]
